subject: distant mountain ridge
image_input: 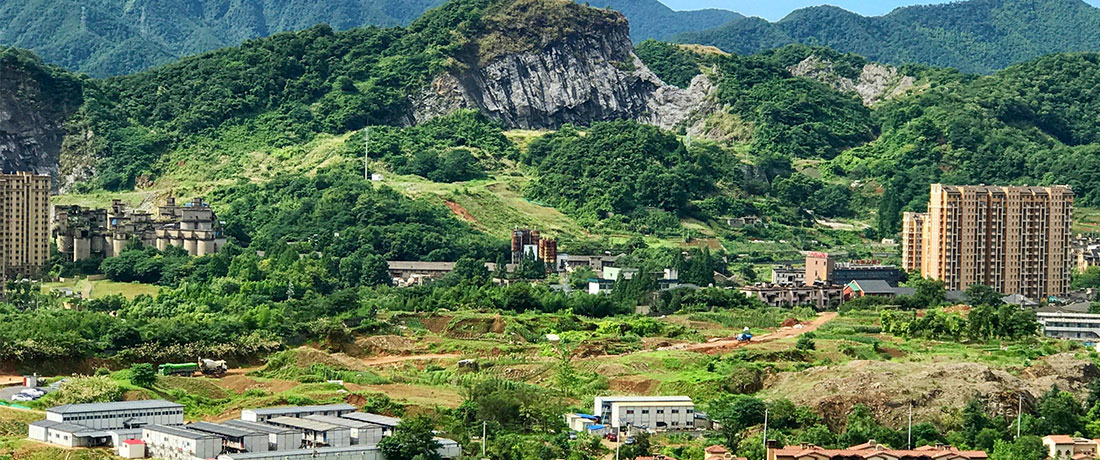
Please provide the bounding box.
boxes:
[0,0,739,77]
[675,0,1100,74]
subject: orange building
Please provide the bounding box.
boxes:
[768,441,986,460]
[0,172,50,281]
[902,184,1074,299]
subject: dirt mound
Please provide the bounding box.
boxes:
[419,316,454,334]
[289,347,369,371]
[781,317,800,327]
[763,353,1098,430]
[609,376,661,394]
[219,371,296,395]
[445,201,479,224]
[356,335,419,356]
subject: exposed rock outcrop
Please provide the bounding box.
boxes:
[789,54,916,106]
[0,52,83,185]
[411,9,711,130]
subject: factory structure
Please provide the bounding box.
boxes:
[511,227,557,265]
[54,196,227,262]
[28,401,460,460]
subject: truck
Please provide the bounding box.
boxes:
[157,359,229,377]
[736,327,752,342]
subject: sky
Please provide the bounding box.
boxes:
[660,0,1100,21]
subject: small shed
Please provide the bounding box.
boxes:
[119,439,145,459]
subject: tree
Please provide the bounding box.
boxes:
[129,363,156,387]
[450,257,489,285]
[990,436,1046,460]
[707,394,766,448]
[908,278,946,308]
[966,284,1003,307]
[379,416,442,460]
[1038,386,1084,436]
[795,334,816,351]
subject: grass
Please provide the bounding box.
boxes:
[41,279,159,300]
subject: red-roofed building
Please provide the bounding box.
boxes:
[767,440,987,460]
[706,445,748,460]
[118,439,145,459]
[1042,435,1100,460]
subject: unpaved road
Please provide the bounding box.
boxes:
[359,353,461,366]
[660,311,838,354]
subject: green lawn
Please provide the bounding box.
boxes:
[41,279,159,300]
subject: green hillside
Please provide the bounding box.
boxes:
[675,0,1100,74]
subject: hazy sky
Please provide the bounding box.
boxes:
[660,0,1100,21]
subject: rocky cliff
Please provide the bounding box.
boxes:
[788,54,916,106]
[412,2,710,130]
[0,49,83,185]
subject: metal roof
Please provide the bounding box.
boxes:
[29,420,91,434]
[143,424,219,440]
[595,396,692,404]
[304,414,380,429]
[48,399,183,414]
[187,421,256,438]
[244,404,356,416]
[223,419,301,434]
[341,412,401,427]
[219,445,381,459]
[267,416,347,432]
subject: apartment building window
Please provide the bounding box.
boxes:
[641,410,649,415]
[626,410,634,415]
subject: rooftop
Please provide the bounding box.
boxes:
[342,413,402,427]
[223,419,301,434]
[771,442,987,460]
[304,414,379,429]
[267,416,346,432]
[143,424,218,440]
[244,404,356,416]
[187,421,256,438]
[220,445,381,459]
[596,396,692,403]
[48,399,183,414]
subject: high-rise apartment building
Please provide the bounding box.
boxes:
[902,184,1073,300]
[0,172,50,281]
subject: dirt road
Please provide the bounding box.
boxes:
[359,353,461,366]
[660,311,838,354]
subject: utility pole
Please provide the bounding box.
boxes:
[481,421,487,457]
[907,403,912,449]
[364,126,370,180]
[1016,394,1023,439]
[763,407,769,452]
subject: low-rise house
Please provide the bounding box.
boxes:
[1043,435,1100,459]
[187,421,270,454]
[843,280,915,301]
[1037,311,1100,341]
[241,404,356,423]
[565,413,601,432]
[340,412,401,437]
[264,416,351,448]
[142,424,221,460]
[767,440,987,460]
[118,439,145,459]
[771,266,805,285]
[223,419,303,451]
[305,414,384,445]
[593,396,695,432]
[740,284,844,309]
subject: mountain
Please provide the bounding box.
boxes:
[589,0,741,41]
[0,0,739,77]
[675,0,1100,74]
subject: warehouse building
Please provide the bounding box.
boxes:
[241,404,356,422]
[27,420,111,448]
[188,421,270,454]
[142,424,221,460]
[223,419,303,451]
[216,437,461,460]
[305,414,384,445]
[44,399,185,430]
[594,396,695,431]
[340,412,401,437]
[265,416,352,448]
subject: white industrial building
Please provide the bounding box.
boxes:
[216,439,461,460]
[593,396,695,431]
[188,421,271,454]
[340,412,401,437]
[46,399,185,429]
[242,404,356,422]
[142,424,222,460]
[305,414,384,445]
[265,416,352,447]
[29,400,183,449]
[223,419,304,451]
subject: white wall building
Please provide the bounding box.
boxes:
[593,396,695,431]
[265,416,352,448]
[46,400,185,430]
[188,421,270,453]
[242,404,356,422]
[223,419,304,451]
[340,412,401,437]
[142,425,222,460]
[305,414,384,445]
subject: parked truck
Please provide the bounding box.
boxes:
[157,359,229,377]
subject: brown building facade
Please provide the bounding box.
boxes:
[0,173,50,280]
[902,184,1074,299]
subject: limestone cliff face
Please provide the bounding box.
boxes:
[411,15,709,130]
[0,52,83,187]
[788,55,916,106]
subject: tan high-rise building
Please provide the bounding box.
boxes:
[901,184,1074,300]
[0,172,50,281]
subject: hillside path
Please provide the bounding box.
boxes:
[660,311,838,354]
[359,353,462,366]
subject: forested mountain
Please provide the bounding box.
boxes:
[0,0,738,76]
[675,0,1100,74]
